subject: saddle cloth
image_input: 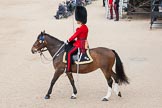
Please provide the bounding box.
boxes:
[63,49,93,65]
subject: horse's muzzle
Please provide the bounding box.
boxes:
[31,47,38,54]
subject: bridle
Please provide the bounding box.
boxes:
[33,34,65,62]
[40,43,65,62]
[32,35,48,53]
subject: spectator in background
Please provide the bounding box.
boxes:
[108,0,113,19]
[66,0,75,13]
[103,0,105,7]
[114,0,120,21]
[54,3,66,19]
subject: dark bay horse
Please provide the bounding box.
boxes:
[31,31,129,101]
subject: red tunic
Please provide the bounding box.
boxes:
[109,0,113,4]
[68,24,88,49]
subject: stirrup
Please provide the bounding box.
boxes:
[64,66,67,73]
[77,48,82,63]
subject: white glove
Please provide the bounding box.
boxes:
[64,40,68,45]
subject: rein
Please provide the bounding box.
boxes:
[40,43,65,63]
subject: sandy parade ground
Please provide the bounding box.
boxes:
[0,0,162,108]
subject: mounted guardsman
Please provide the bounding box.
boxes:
[64,5,89,72]
[31,26,129,101]
[31,3,129,101]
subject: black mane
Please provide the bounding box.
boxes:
[39,32,64,44]
[44,33,63,42]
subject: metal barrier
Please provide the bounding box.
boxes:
[150,0,162,29]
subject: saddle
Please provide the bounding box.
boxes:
[63,41,93,64]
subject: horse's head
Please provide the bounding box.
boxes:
[31,31,47,54]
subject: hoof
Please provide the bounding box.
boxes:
[102,98,108,101]
[71,93,77,99]
[71,96,77,99]
[44,95,50,99]
[118,92,122,97]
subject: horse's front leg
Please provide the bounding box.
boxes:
[66,72,77,99]
[45,69,63,99]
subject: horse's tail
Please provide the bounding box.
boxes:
[112,50,129,85]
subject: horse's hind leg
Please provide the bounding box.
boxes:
[101,69,113,101]
[66,72,77,99]
[112,71,122,97]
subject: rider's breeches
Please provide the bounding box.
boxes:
[67,46,78,72]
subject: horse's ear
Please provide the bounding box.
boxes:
[41,30,45,35]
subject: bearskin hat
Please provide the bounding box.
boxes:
[75,6,87,24]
